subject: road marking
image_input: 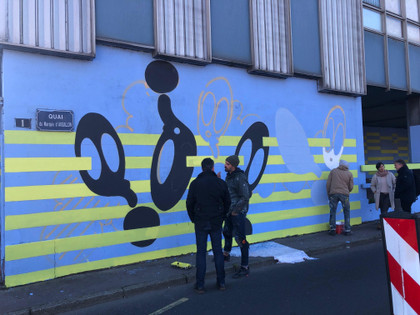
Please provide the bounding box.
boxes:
[149,297,189,315]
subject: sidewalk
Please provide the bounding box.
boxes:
[2,221,382,315]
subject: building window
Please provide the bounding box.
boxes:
[154,0,211,63]
[406,0,420,22]
[408,23,420,43]
[386,16,403,38]
[363,0,381,8]
[385,0,401,15]
[363,7,383,32]
[363,0,420,45]
[0,0,95,59]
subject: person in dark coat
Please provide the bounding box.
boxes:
[186,158,231,293]
[394,159,417,213]
[223,155,251,278]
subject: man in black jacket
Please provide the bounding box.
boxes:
[223,155,251,278]
[394,159,417,213]
[186,158,231,293]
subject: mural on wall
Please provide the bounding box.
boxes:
[2,47,363,287]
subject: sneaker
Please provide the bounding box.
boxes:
[233,266,249,279]
[344,231,352,236]
[217,282,226,291]
[194,284,205,294]
[223,252,230,262]
[328,229,336,236]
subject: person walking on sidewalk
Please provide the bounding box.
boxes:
[326,160,354,236]
[186,158,231,293]
[223,155,251,278]
[371,162,396,229]
[394,159,416,213]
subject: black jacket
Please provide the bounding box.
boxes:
[186,170,231,229]
[225,168,250,215]
[395,165,417,204]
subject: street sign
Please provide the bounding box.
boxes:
[36,109,74,132]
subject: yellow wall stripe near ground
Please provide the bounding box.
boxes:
[5,201,361,261]
[5,186,359,230]
[4,157,92,173]
[4,217,363,287]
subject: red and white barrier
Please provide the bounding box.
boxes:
[383,217,420,315]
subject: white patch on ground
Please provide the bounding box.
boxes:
[210,241,316,264]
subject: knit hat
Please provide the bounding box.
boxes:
[225,155,240,167]
[339,160,349,168]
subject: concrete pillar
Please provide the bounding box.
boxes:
[407,96,420,162]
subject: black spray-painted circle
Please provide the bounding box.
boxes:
[145,60,179,94]
[123,206,160,247]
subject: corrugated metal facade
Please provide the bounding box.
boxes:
[319,0,366,95]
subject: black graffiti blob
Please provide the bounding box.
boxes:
[75,113,138,207]
[123,206,161,247]
[235,122,270,191]
[146,60,197,211]
[235,122,270,236]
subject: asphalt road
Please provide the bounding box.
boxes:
[62,240,391,315]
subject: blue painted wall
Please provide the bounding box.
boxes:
[1,45,366,286]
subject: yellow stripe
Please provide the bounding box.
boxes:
[267,155,285,164]
[247,217,362,243]
[400,153,409,157]
[263,137,278,147]
[5,201,191,230]
[398,147,408,151]
[313,154,357,163]
[186,155,244,167]
[4,157,91,173]
[5,180,150,202]
[5,244,197,287]
[380,150,398,154]
[307,138,330,147]
[125,157,153,169]
[361,163,420,171]
[5,131,358,151]
[262,137,334,147]
[5,168,358,202]
[4,130,75,144]
[249,201,360,223]
[5,186,359,230]
[366,139,380,143]
[260,170,358,183]
[343,139,356,147]
[5,201,361,261]
[396,137,408,141]
[367,156,394,162]
[366,132,379,136]
[366,146,380,150]
[4,217,363,287]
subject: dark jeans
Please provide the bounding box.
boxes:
[379,193,391,214]
[400,199,413,213]
[329,194,351,232]
[195,224,225,287]
[223,213,249,267]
